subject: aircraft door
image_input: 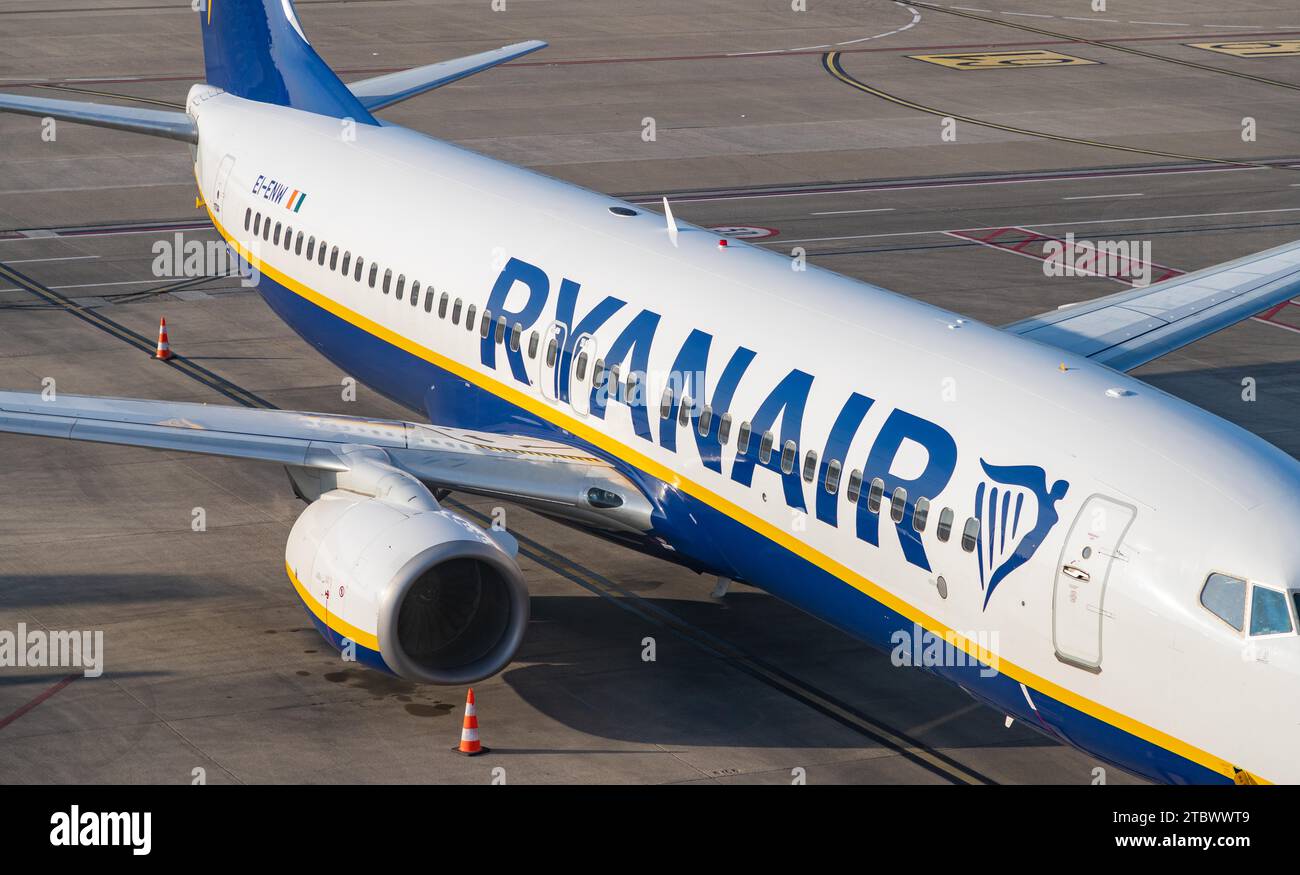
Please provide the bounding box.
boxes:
[537,322,566,402]
[211,154,236,218]
[569,334,596,416]
[1052,494,1136,672]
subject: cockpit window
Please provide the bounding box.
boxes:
[1200,573,1246,631]
[1250,585,1293,636]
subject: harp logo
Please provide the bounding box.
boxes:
[973,460,1069,609]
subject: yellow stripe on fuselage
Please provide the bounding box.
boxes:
[211,205,1256,782]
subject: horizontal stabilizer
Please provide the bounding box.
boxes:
[347,40,547,111]
[0,92,197,143]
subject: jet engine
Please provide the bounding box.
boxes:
[284,449,528,684]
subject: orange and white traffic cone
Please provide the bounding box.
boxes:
[154,317,175,361]
[452,688,488,756]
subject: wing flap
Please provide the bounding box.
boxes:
[0,92,197,143]
[1005,239,1300,371]
[347,40,546,111]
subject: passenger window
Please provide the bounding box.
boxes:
[319,242,328,266]
[698,405,712,437]
[608,365,622,400]
[890,487,908,523]
[438,293,449,319]
[846,469,862,504]
[936,507,954,542]
[383,270,393,295]
[575,351,589,380]
[779,440,797,475]
[758,431,774,465]
[592,358,605,388]
[866,478,884,513]
[824,459,841,494]
[660,387,674,420]
[295,232,304,255]
[307,237,316,260]
[545,336,557,367]
[913,497,930,532]
[244,208,252,231]
[273,222,281,245]
[466,304,477,330]
[961,517,980,553]
[368,263,378,288]
[479,311,491,338]
[340,251,351,274]
[452,299,462,325]
[263,217,271,241]
[737,421,752,454]
[1250,585,1293,636]
[527,330,539,359]
[1201,573,1246,631]
[283,226,292,250]
[354,258,364,283]
[718,413,732,445]
[802,450,818,483]
[330,248,340,270]
[678,396,691,428]
[253,213,261,235]
[495,316,506,342]
[510,324,522,352]
[421,285,431,312]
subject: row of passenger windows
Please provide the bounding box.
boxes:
[651,383,982,551]
[245,206,980,550]
[1200,572,1299,637]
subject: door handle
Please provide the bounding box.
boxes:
[1063,564,1090,582]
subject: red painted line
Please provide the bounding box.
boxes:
[0,673,79,730]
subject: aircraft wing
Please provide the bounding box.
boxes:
[0,92,197,143]
[0,391,652,533]
[346,40,547,112]
[1003,239,1300,372]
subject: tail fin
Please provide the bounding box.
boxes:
[198,0,376,125]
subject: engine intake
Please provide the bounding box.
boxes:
[286,487,528,684]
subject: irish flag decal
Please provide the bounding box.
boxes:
[286,190,307,212]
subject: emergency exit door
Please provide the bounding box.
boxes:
[1052,494,1136,672]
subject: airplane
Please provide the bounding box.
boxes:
[1,0,1298,786]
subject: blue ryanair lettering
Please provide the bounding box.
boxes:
[815,392,875,527]
[659,330,755,473]
[591,309,661,440]
[856,409,957,571]
[555,278,625,403]
[729,369,814,512]
[481,257,550,384]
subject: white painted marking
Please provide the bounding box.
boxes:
[1063,17,1117,22]
[759,208,1300,245]
[4,255,99,265]
[1131,21,1190,26]
[811,208,897,215]
[660,164,1269,206]
[1006,11,1053,17]
[1062,193,1144,200]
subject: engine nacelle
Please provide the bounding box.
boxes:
[285,489,529,684]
